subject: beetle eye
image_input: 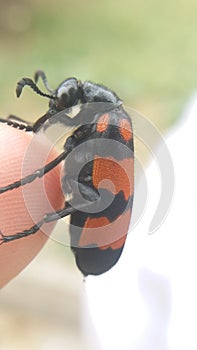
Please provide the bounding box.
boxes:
[59,88,76,107]
[59,93,69,106]
[57,86,69,98]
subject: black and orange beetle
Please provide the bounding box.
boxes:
[0,71,134,276]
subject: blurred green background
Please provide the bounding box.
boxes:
[1,0,197,349]
[1,0,197,129]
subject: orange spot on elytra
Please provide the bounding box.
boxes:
[92,157,134,201]
[96,113,110,133]
[79,209,131,249]
[119,119,132,141]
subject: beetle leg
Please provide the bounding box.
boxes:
[0,193,98,244]
[0,115,33,132]
[0,202,75,244]
[0,132,79,195]
[33,109,75,132]
[0,150,68,194]
[7,114,31,124]
[64,178,100,203]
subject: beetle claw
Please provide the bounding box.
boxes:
[0,230,5,245]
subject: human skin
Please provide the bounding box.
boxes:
[0,123,64,288]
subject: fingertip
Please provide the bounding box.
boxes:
[0,123,64,287]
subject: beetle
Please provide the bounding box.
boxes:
[0,71,134,276]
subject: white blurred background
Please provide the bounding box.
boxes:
[85,94,197,350]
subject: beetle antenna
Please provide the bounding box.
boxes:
[34,70,53,93]
[16,78,55,99]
